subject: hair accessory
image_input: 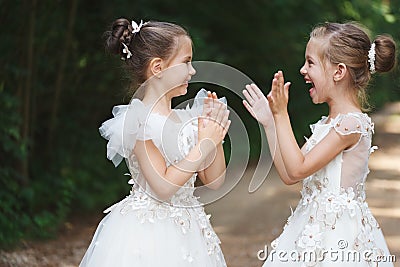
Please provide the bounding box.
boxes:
[368,42,376,74]
[121,42,132,60]
[132,20,145,34]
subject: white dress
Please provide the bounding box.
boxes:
[80,89,227,267]
[264,113,393,266]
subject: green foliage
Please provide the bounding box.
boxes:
[0,0,399,247]
[0,84,28,247]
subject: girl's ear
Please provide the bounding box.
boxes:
[148,58,163,78]
[333,63,347,82]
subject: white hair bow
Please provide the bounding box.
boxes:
[132,20,144,34]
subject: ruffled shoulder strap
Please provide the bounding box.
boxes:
[309,116,328,133]
[181,88,227,119]
[331,112,373,137]
[99,99,149,167]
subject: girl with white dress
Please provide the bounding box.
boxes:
[243,22,396,266]
[80,18,230,267]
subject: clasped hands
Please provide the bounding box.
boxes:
[197,91,231,153]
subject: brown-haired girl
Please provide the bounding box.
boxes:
[243,22,396,266]
[80,18,229,267]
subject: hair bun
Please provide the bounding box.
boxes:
[374,35,396,73]
[104,18,132,56]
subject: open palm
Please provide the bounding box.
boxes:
[242,83,273,127]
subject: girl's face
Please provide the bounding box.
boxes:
[162,36,196,98]
[300,38,335,104]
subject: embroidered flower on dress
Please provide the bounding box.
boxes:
[182,248,194,263]
[339,188,357,217]
[175,217,191,234]
[298,223,322,249]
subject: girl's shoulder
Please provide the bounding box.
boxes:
[99,99,150,167]
[311,112,374,136]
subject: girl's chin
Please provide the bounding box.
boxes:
[171,84,188,96]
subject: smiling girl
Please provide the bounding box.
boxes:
[244,22,396,266]
[79,18,230,267]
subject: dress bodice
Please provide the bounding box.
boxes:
[302,112,375,197]
[128,109,200,206]
[99,88,227,206]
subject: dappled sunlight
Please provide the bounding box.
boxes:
[383,114,400,134]
[370,207,400,218]
[386,235,400,251]
[369,155,400,173]
[368,179,400,191]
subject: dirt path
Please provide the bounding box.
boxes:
[1,103,399,267]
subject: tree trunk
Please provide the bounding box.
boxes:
[47,0,78,151]
[20,0,37,184]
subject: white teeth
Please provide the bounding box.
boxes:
[305,81,312,84]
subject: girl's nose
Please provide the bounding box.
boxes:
[299,64,306,75]
[189,63,196,76]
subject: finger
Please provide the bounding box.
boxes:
[249,83,265,99]
[271,77,279,99]
[266,92,274,105]
[242,89,255,106]
[203,95,213,115]
[206,99,219,122]
[277,71,285,97]
[215,101,227,123]
[246,84,259,100]
[203,96,212,113]
[212,93,222,117]
[203,92,213,111]
[272,72,281,97]
[207,97,215,117]
[220,109,230,129]
[284,81,291,99]
[207,91,214,109]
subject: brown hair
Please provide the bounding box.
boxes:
[310,22,396,110]
[104,18,190,92]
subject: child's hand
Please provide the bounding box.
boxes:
[267,71,291,116]
[201,91,216,124]
[201,91,227,127]
[198,97,230,155]
[242,84,273,127]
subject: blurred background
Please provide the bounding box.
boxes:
[1,0,399,266]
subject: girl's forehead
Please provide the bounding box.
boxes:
[307,38,320,50]
[306,38,325,56]
[177,36,193,52]
[164,36,192,65]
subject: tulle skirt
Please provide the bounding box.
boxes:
[79,194,226,267]
[263,195,393,267]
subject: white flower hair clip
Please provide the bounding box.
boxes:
[368,42,376,74]
[132,19,145,34]
[121,42,132,60]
